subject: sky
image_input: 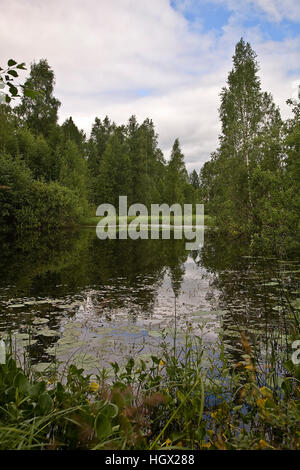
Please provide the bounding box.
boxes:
[1,0,300,171]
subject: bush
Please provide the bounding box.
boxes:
[17,180,82,230]
[0,153,83,231]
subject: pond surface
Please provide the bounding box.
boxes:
[0,228,299,373]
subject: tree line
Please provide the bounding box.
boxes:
[199,38,300,253]
[0,38,299,253]
[0,58,198,232]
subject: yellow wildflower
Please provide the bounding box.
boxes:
[259,439,269,449]
[161,438,172,447]
[259,439,275,450]
[256,398,267,409]
[89,382,99,393]
[259,386,273,399]
[200,441,211,449]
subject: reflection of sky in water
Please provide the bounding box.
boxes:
[0,254,223,371]
[0,230,299,373]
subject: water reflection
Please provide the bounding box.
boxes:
[0,229,298,371]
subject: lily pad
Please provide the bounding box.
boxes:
[32,318,50,325]
[292,298,300,310]
[148,330,161,338]
[32,362,54,373]
[63,321,83,329]
[38,328,59,337]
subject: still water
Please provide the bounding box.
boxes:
[0,228,299,373]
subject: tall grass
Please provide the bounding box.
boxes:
[0,322,299,450]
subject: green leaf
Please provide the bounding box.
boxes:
[233,405,243,412]
[23,88,37,99]
[38,392,53,414]
[29,381,46,400]
[7,59,17,67]
[7,83,18,96]
[94,413,112,438]
[102,402,119,420]
[7,70,18,78]
[14,372,30,395]
[16,63,26,70]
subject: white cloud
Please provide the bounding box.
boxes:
[206,0,300,22]
[0,0,299,171]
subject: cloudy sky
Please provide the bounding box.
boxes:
[1,0,300,171]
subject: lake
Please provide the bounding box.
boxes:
[0,227,299,373]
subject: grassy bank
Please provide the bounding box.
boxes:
[0,327,299,450]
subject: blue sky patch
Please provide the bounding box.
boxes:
[170,0,300,41]
[170,0,231,33]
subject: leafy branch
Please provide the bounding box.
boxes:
[0,59,38,103]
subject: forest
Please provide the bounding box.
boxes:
[0,38,300,451]
[1,38,299,255]
[0,59,197,232]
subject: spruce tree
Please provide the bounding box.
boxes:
[165,138,188,205]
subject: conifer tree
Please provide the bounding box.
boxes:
[165,138,188,205]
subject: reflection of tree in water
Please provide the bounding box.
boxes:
[167,240,188,298]
[0,229,92,293]
[0,230,189,313]
[197,231,291,367]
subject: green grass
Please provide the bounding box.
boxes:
[1,327,300,450]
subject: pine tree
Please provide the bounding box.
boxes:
[165,138,188,205]
[59,140,88,203]
[61,117,86,152]
[96,130,131,206]
[189,169,200,189]
[87,116,115,204]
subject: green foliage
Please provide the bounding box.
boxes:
[96,131,132,206]
[0,153,82,231]
[165,138,189,206]
[16,59,61,138]
[0,153,33,230]
[189,169,200,189]
[59,139,89,203]
[87,114,195,208]
[17,180,82,230]
[0,328,299,450]
[0,60,91,231]
[199,38,300,252]
[0,59,28,104]
[0,58,199,231]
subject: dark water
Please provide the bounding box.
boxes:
[0,228,299,373]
